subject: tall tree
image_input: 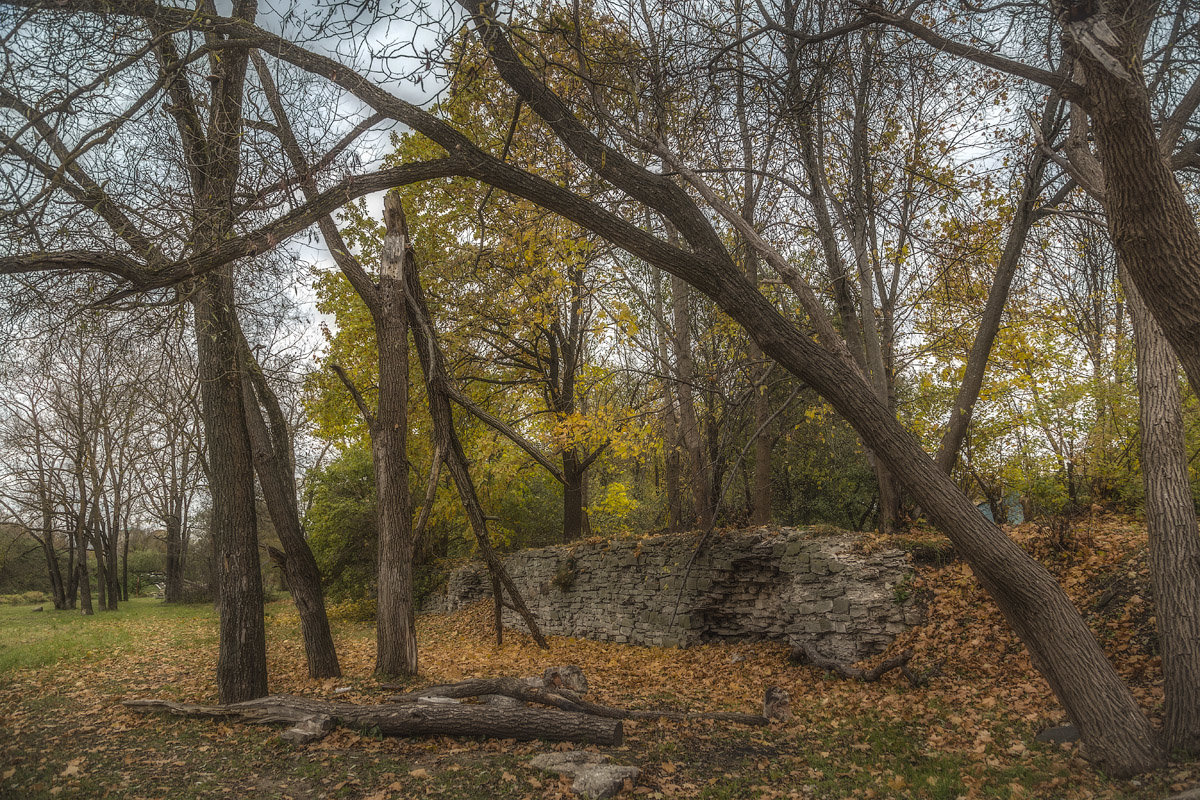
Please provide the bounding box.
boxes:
[330,194,419,677]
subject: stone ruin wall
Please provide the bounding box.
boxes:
[432,527,922,662]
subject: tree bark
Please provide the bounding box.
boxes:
[652,267,684,531]
[193,268,268,703]
[388,677,774,726]
[711,272,1163,774]
[669,275,713,528]
[38,525,67,610]
[562,452,585,543]
[125,695,623,746]
[1077,3,1200,397]
[248,56,403,681]
[239,343,342,678]
[1122,265,1200,754]
[75,530,92,616]
[373,195,418,678]
[164,505,184,604]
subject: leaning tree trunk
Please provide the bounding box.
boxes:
[248,55,404,677]
[935,143,1050,474]
[711,274,1164,775]
[1077,6,1200,398]
[1122,266,1200,755]
[402,233,548,649]
[455,8,1164,770]
[239,337,341,678]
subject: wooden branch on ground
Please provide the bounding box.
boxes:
[124,694,622,745]
[789,645,941,686]
[383,677,784,726]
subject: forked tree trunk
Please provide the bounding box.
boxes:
[248,55,408,678]
[1122,266,1200,754]
[39,521,67,610]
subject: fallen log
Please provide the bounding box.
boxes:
[386,678,785,725]
[789,645,942,687]
[124,694,622,745]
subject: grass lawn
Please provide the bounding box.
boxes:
[0,520,1196,799]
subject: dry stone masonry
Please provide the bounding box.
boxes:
[436,527,922,662]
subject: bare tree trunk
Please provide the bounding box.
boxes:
[652,267,683,531]
[1122,264,1200,754]
[95,537,108,611]
[164,505,184,603]
[239,338,341,678]
[373,197,418,678]
[40,533,67,610]
[121,521,129,601]
[65,528,77,610]
[669,275,712,527]
[106,521,120,609]
[562,452,585,543]
[245,55,402,676]
[193,267,268,703]
[75,528,92,616]
[1078,9,1200,396]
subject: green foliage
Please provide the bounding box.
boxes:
[304,444,377,601]
[588,481,639,537]
[0,590,50,606]
[773,399,878,530]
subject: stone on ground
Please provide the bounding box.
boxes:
[529,751,638,798]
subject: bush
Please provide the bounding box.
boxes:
[0,591,50,606]
[326,596,377,623]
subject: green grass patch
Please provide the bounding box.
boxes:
[0,597,213,675]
